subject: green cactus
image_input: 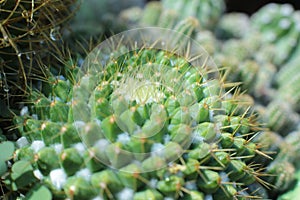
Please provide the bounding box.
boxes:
[278,169,300,200]
[127,0,225,30]
[3,28,274,199]
[275,58,300,112]
[251,3,300,66]
[263,100,299,136]
[284,130,300,169]
[215,13,251,40]
[162,0,225,30]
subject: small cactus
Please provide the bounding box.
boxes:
[251,3,300,66]
[263,100,299,136]
[278,169,300,200]
[162,0,225,29]
[215,13,251,40]
[3,28,274,199]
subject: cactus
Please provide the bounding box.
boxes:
[162,0,225,30]
[2,28,275,199]
[128,0,225,35]
[251,3,300,66]
[120,3,221,58]
[215,13,251,40]
[284,130,300,169]
[275,57,300,112]
[278,169,300,200]
[262,100,299,136]
[67,0,145,40]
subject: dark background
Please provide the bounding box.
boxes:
[147,0,300,15]
[225,0,300,14]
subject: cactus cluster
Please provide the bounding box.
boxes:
[2,0,300,199]
[121,0,224,31]
[2,28,273,199]
[215,3,300,197]
[120,1,300,197]
[251,3,300,66]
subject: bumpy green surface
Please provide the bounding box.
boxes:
[3,30,272,199]
[162,0,225,29]
[215,13,251,40]
[251,3,300,66]
[278,169,300,200]
[120,3,220,56]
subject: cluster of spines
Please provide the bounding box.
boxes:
[0,0,77,98]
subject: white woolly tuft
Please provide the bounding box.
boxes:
[116,188,134,200]
[31,114,38,120]
[94,139,110,149]
[76,168,91,181]
[72,143,86,156]
[56,75,66,81]
[73,121,86,129]
[92,196,104,200]
[279,18,291,29]
[52,143,63,154]
[54,97,62,102]
[50,169,67,190]
[20,106,29,116]
[33,169,44,180]
[209,110,215,122]
[16,137,29,148]
[205,195,213,200]
[163,133,171,144]
[94,119,101,126]
[281,4,294,16]
[192,132,204,144]
[184,71,191,77]
[220,172,229,183]
[149,179,158,188]
[164,198,174,200]
[117,133,131,144]
[265,32,276,42]
[185,180,197,190]
[261,15,271,24]
[31,140,45,153]
[151,143,164,157]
